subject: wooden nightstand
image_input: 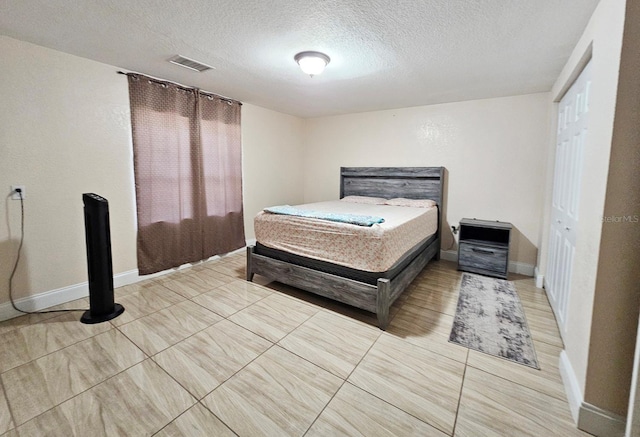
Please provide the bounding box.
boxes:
[457,218,512,279]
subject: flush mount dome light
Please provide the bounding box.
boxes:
[294,51,330,77]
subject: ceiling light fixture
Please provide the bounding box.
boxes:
[294,51,330,77]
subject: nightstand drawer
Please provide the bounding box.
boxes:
[458,242,508,274]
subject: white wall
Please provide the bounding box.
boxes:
[0,36,304,312]
[242,104,305,240]
[594,0,640,420]
[537,0,628,423]
[303,93,550,267]
[583,0,639,424]
[0,35,138,307]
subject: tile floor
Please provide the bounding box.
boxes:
[0,254,592,436]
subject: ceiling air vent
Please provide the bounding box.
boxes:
[168,55,214,72]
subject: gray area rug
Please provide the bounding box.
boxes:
[449,273,539,369]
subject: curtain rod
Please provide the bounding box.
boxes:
[117,71,242,106]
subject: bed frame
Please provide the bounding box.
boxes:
[246,166,445,329]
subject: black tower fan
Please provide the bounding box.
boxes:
[81,193,124,324]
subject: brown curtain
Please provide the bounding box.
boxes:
[127,74,245,275]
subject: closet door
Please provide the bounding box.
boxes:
[546,60,591,335]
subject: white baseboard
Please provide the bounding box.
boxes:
[534,266,544,288]
[509,260,535,276]
[0,242,257,323]
[0,269,140,322]
[559,350,626,436]
[440,249,458,262]
[439,250,534,277]
[580,402,626,437]
[560,350,583,423]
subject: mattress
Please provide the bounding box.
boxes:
[254,200,438,272]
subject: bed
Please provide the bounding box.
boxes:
[246,166,445,329]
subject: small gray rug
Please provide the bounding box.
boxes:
[449,273,539,369]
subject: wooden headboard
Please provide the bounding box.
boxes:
[340,167,446,244]
[340,167,445,205]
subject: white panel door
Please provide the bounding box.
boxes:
[546,60,591,335]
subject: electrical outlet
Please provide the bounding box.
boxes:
[11,185,25,200]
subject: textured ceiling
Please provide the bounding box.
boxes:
[0,0,599,118]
